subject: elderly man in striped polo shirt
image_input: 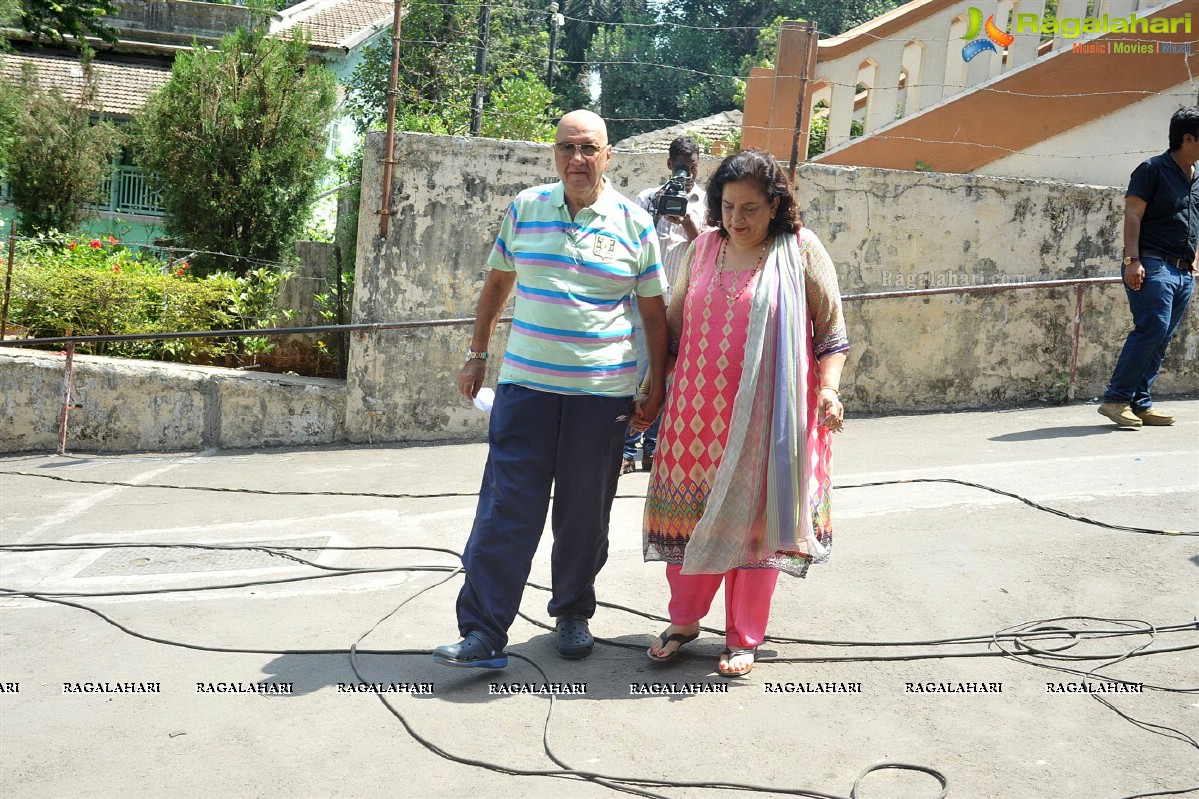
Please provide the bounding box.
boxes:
[433,109,669,669]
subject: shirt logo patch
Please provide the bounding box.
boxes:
[592,234,617,261]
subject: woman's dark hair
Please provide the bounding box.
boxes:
[704,148,800,238]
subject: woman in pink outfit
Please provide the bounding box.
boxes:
[637,149,848,677]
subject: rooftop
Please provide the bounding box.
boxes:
[0,51,170,116]
[614,109,743,152]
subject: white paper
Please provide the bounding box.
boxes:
[472,387,495,412]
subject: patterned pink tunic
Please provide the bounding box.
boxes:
[643,228,848,577]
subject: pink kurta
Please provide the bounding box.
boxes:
[643,228,847,578]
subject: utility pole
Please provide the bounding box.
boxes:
[786,19,819,184]
[546,2,563,90]
[470,1,492,136]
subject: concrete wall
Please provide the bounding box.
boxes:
[4,131,1196,453]
[0,350,344,453]
[349,132,1197,442]
[345,132,706,443]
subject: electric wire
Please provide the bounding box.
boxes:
[1,469,1193,535]
[2,538,1194,797]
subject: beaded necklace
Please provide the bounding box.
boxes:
[716,237,769,300]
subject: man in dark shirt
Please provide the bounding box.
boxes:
[1098,107,1198,428]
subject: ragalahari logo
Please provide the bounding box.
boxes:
[961,7,1014,61]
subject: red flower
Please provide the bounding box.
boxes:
[68,242,76,250]
[176,268,185,277]
[108,236,118,245]
[89,239,101,249]
[179,261,189,270]
[113,265,121,273]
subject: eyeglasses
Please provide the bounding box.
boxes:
[554,142,607,158]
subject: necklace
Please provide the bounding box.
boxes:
[716,238,769,300]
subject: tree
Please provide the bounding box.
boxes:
[344,0,558,140]
[20,0,119,45]
[133,29,337,275]
[5,59,121,233]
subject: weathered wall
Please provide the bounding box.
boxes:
[5,132,1195,453]
[0,350,345,453]
[346,132,708,443]
[792,163,1197,408]
[351,133,1197,442]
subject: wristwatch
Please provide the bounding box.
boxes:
[465,349,488,362]
[1122,255,1140,265]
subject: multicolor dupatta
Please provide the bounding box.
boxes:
[680,232,833,575]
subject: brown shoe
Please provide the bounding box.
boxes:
[1134,407,1175,426]
[1097,402,1142,428]
[620,457,637,475]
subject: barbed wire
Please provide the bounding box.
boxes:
[384,0,1199,46]
[384,31,1198,93]
[378,0,1199,47]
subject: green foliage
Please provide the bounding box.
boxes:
[10,234,235,360]
[9,234,298,363]
[133,28,337,276]
[5,60,121,234]
[806,103,864,158]
[19,0,118,44]
[344,0,559,140]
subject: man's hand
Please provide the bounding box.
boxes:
[630,387,665,431]
[459,360,487,400]
[1124,261,1145,291]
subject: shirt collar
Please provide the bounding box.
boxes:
[551,177,619,218]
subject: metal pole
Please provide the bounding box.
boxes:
[57,342,76,456]
[470,1,493,136]
[1068,284,1085,401]
[546,3,560,90]
[788,20,818,184]
[378,0,406,239]
[0,219,15,341]
[334,244,347,380]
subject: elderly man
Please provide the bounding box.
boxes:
[433,110,668,669]
[1098,106,1198,428]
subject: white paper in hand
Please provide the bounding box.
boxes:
[472,387,495,412]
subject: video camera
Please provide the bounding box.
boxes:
[655,163,691,219]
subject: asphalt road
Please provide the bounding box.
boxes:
[1,400,1197,799]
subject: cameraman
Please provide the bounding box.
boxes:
[623,135,707,475]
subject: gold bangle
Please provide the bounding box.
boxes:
[819,386,840,396]
[638,384,651,394]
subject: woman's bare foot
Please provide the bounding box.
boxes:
[647,623,701,660]
[717,648,755,677]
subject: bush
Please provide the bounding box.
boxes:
[8,235,293,364]
[6,59,121,234]
[133,29,337,276]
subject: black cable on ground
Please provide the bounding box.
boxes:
[1,470,1194,535]
[3,554,1195,798]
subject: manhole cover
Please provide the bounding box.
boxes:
[76,538,330,577]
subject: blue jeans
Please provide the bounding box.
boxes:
[1103,257,1195,411]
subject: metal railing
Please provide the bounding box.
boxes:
[93,165,165,217]
[0,275,1126,456]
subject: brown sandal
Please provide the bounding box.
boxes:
[646,629,699,662]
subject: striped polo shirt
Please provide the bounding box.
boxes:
[488,178,666,397]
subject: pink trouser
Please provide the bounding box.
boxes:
[665,564,780,649]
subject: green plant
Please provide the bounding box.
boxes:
[133,28,337,277]
[9,234,236,361]
[6,57,122,234]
